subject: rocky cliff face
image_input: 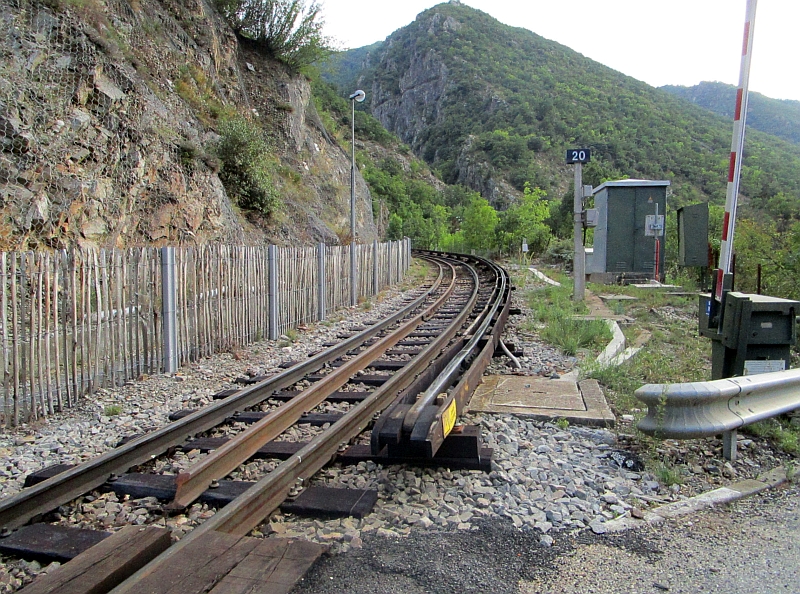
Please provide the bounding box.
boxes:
[360,6,518,208]
[0,0,375,250]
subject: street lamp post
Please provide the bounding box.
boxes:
[349,89,366,307]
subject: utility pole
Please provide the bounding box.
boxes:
[349,90,366,307]
[567,148,591,301]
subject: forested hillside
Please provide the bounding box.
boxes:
[328,2,800,213]
[321,1,800,299]
[662,81,800,147]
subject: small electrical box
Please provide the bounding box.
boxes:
[703,292,798,379]
[583,209,599,228]
[677,203,709,267]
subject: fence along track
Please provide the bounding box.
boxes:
[0,253,502,594]
[0,240,409,426]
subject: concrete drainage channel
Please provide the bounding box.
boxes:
[602,466,792,533]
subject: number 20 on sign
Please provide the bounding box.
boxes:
[566,149,591,164]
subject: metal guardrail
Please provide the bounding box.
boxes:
[636,368,800,460]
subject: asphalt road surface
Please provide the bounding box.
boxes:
[292,481,800,594]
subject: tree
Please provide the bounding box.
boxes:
[216,0,332,69]
[497,184,551,255]
[461,197,498,252]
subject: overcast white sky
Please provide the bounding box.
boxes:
[320,0,800,102]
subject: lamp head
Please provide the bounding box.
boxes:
[349,90,366,103]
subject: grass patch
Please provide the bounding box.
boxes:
[103,404,122,416]
[651,460,684,486]
[400,260,429,290]
[525,282,586,323]
[524,281,609,356]
[540,315,610,356]
[745,418,800,455]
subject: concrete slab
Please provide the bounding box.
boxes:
[528,267,561,287]
[471,376,585,412]
[469,376,615,427]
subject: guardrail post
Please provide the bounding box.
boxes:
[317,242,326,322]
[723,429,737,461]
[268,244,278,341]
[161,247,178,374]
[372,240,379,296]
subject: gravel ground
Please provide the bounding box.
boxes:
[0,264,797,593]
[293,482,799,594]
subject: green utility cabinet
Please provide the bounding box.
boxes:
[587,179,670,282]
[700,292,798,379]
[677,203,709,267]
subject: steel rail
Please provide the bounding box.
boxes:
[415,256,512,456]
[0,264,446,531]
[369,257,485,455]
[169,258,460,508]
[110,254,483,593]
[402,253,508,434]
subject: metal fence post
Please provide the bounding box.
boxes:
[372,240,379,296]
[317,242,326,321]
[161,246,178,373]
[268,244,278,341]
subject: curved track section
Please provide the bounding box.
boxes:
[0,251,512,594]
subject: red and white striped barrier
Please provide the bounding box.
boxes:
[716,0,758,301]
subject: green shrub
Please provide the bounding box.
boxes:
[216,0,331,70]
[544,237,574,265]
[216,116,280,217]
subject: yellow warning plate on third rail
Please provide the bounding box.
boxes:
[443,399,457,437]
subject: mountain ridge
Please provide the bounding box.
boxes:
[661,81,800,147]
[326,2,800,214]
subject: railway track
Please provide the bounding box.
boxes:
[0,251,511,594]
